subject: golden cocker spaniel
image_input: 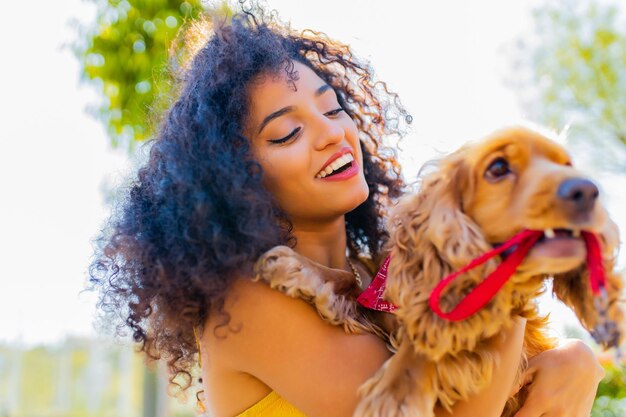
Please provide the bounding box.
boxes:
[254,126,624,417]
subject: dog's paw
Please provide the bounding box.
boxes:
[255,246,297,270]
[254,246,301,282]
[254,245,328,303]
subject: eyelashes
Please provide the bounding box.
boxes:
[325,108,344,117]
[268,108,344,145]
[269,127,302,144]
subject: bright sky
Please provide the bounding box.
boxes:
[1,0,624,345]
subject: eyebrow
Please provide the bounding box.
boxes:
[315,84,332,97]
[257,84,332,134]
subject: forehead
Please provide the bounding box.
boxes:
[247,62,326,118]
[464,127,571,164]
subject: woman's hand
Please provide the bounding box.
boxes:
[513,339,605,417]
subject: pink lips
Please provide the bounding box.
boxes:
[318,146,353,173]
[319,160,359,181]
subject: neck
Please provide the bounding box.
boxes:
[291,215,350,271]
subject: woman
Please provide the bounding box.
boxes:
[89,5,604,417]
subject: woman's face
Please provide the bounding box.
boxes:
[245,61,369,225]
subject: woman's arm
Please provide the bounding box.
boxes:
[511,339,604,417]
[208,278,529,417]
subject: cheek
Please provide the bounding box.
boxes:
[260,161,295,197]
[258,149,310,200]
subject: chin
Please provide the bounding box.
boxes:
[350,181,370,210]
[355,187,370,208]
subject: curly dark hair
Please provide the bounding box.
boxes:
[89,3,410,391]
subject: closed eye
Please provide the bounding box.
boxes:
[325,107,344,117]
[269,127,301,144]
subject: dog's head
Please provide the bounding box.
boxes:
[386,126,622,354]
[457,126,616,275]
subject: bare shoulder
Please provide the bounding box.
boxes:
[210,276,389,370]
[205,276,391,417]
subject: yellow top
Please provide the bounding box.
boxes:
[235,391,307,417]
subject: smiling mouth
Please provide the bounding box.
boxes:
[315,153,355,178]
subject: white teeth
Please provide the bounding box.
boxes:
[544,228,556,239]
[330,158,344,171]
[572,229,581,238]
[334,154,352,170]
[316,153,354,178]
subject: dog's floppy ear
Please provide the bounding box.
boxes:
[384,154,509,359]
[552,219,625,348]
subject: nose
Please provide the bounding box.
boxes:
[313,116,344,150]
[557,178,599,214]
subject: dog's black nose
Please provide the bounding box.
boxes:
[557,178,599,213]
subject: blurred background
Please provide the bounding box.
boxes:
[1,0,626,416]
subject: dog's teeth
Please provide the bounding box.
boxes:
[544,228,556,239]
[572,229,581,238]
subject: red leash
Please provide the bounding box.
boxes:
[582,231,607,295]
[428,229,542,321]
[358,230,607,321]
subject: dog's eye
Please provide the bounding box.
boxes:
[485,158,510,180]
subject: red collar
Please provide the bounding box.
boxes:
[356,255,397,312]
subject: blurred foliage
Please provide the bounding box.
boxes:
[0,339,195,417]
[593,363,626,416]
[508,0,626,170]
[597,364,626,400]
[72,0,207,152]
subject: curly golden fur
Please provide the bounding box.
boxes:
[254,126,624,417]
